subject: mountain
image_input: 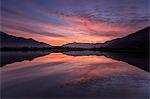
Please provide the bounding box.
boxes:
[63,42,102,49]
[1,32,52,48]
[62,27,149,50]
[102,27,149,49]
[1,26,148,50]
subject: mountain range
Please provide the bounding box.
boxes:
[63,42,102,49]
[1,26,149,51]
[63,27,149,51]
[102,27,149,49]
[1,32,51,48]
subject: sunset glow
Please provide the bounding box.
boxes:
[1,0,149,45]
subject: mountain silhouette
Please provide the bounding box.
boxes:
[62,27,149,51]
[102,27,149,49]
[63,42,102,49]
[1,32,51,48]
[1,26,149,51]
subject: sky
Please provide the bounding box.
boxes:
[1,0,149,46]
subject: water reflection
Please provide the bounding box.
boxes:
[1,51,149,98]
[1,51,50,67]
[1,51,149,72]
[102,52,149,72]
[63,51,149,72]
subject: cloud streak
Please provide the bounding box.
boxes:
[1,0,149,45]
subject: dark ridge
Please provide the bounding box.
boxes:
[102,27,149,50]
[0,32,52,48]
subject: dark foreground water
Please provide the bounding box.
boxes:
[1,51,149,98]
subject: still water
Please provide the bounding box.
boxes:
[1,51,149,98]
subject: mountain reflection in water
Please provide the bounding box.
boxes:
[1,51,50,67]
[1,51,149,98]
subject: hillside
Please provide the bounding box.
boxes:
[62,27,149,51]
[63,42,102,49]
[1,32,51,48]
[102,27,149,49]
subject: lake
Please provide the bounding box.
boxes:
[1,51,149,98]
